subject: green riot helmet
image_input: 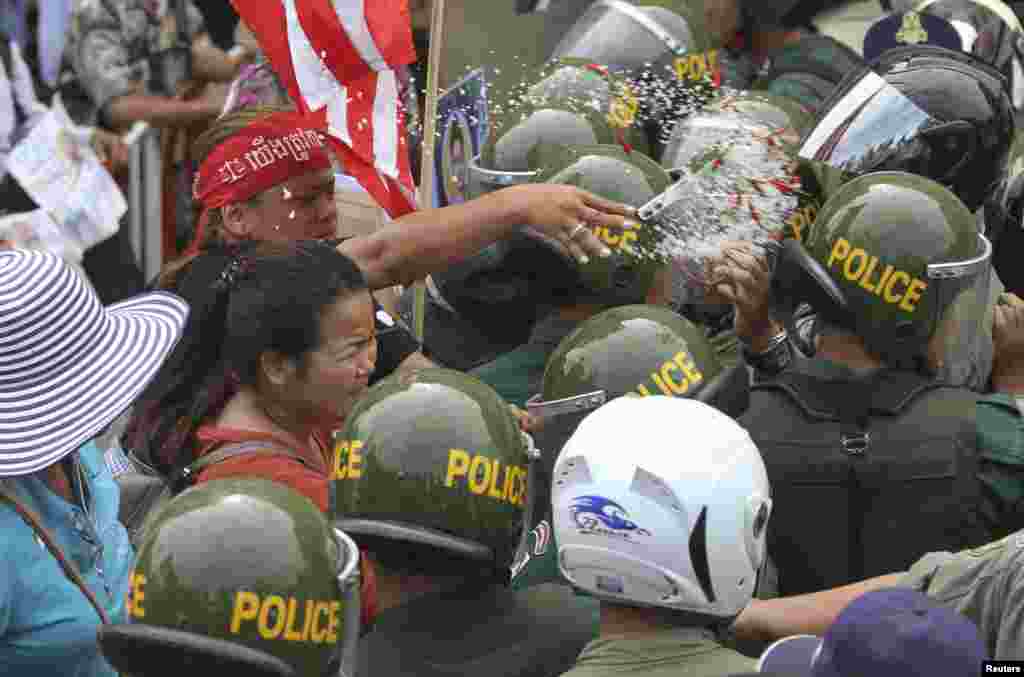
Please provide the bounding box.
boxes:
[550,1,731,143]
[439,143,672,317]
[331,368,536,580]
[798,45,1014,215]
[550,0,728,71]
[106,479,361,677]
[466,59,651,198]
[530,304,748,422]
[802,171,993,380]
[522,142,673,304]
[642,102,821,308]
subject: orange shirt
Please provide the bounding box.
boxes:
[192,424,331,512]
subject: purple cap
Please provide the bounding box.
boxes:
[863,12,964,63]
[758,589,986,676]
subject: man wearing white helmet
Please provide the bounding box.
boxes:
[552,395,772,677]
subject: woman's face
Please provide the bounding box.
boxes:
[283,290,378,427]
[244,169,340,242]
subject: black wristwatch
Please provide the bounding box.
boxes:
[742,330,793,376]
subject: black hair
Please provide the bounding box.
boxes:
[124,240,368,476]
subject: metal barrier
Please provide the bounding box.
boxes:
[126,125,163,282]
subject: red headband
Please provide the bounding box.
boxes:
[194,111,333,211]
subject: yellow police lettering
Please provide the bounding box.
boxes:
[900,279,927,313]
[445,448,471,486]
[230,592,341,644]
[284,598,304,641]
[884,270,910,304]
[488,459,505,500]
[302,600,315,641]
[326,601,342,644]
[128,572,146,619]
[707,50,719,74]
[596,224,639,251]
[505,467,518,504]
[468,454,492,494]
[310,602,330,643]
[660,359,688,395]
[673,56,689,81]
[651,372,673,395]
[875,265,895,297]
[673,50,719,82]
[858,255,880,293]
[230,591,260,633]
[786,205,817,242]
[826,238,928,312]
[677,351,704,386]
[332,440,364,480]
[446,449,526,506]
[258,595,287,640]
[827,238,850,269]
[636,350,703,397]
[607,87,639,128]
[843,248,868,281]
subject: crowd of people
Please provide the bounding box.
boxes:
[5,0,1024,675]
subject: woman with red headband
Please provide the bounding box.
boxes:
[187,107,634,285]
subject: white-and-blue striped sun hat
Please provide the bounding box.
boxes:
[0,250,188,477]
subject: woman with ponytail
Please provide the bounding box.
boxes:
[125,239,376,512]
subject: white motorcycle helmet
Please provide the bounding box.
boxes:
[552,396,771,620]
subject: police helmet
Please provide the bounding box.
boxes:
[330,368,536,580]
[528,304,748,425]
[799,45,1014,216]
[442,143,673,320]
[100,479,361,677]
[642,100,820,307]
[467,59,650,198]
[551,396,771,621]
[793,172,993,377]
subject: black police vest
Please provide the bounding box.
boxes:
[740,367,992,596]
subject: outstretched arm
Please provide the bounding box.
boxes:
[338,184,633,290]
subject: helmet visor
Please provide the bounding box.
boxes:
[552,0,694,70]
[927,231,995,386]
[329,528,362,677]
[799,70,951,179]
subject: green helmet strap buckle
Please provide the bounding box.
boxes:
[525,390,608,421]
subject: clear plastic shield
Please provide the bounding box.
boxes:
[799,70,946,178]
[927,232,996,387]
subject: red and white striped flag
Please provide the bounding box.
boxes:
[230,0,419,217]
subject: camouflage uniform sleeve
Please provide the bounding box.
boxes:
[896,532,1024,659]
[976,394,1024,536]
[69,7,148,122]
